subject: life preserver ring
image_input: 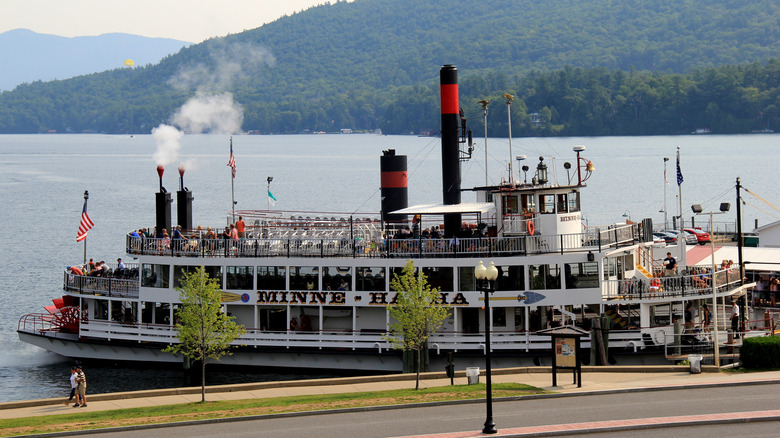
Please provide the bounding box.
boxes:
[527,221,535,235]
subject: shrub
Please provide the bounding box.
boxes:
[740,336,780,368]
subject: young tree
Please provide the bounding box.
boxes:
[163,266,246,402]
[384,260,450,389]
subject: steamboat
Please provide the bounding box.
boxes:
[18,65,754,371]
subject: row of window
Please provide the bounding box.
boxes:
[141,262,599,292]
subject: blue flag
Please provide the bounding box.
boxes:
[268,190,277,202]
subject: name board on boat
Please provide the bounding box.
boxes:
[559,215,579,222]
[255,290,469,306]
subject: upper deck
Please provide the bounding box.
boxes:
[126,220,643,259]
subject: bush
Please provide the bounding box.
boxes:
[740,336,780,368]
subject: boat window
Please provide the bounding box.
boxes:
[257,266,286,290]
[528,264,561,290]
[115,302,137,324]
[458,266,476,291]
[141,264,169,288]
[155,302,171,325]
[492,307,507,327]
[290,266,319,290]
[93,299,108,320]
[501,195,519,215]
[496,265,525,291]
[323,266,352,291]
[568,191,580,212]
[521,194,536,214]
[564,262,599,289]
[603,258,617,279]
[422,266,453,292]
[226,266,254,290]
[141,301,154,324]
[539,194,555,214]
[356,267,385,291]
[173,265,222,288]
[557,194,568,213]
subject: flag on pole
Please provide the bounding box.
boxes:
[268,190,277,206]
[227,139,236,178]
[664,166,669,184]
[76,199,94,242]
[676,153,683,185]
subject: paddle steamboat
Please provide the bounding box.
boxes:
[18,66,753,371]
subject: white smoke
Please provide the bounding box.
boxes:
[168,41,276,93]
[151,124,183,166]
[172,92,244,134]
[152,40,269,167]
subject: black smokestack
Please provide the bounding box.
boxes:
[176,165,193,231]
[380,149,408,224]
[155,165,171,237]
[440,64,461,237]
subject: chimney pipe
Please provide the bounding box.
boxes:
[440,64,461,237]
[176,164,193,231]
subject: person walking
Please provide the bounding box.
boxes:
[64,366,78,406]
[75,366,87,407]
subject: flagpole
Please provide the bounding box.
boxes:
[82,190,88,264]
[229,136,236,223]
[676,146,686,268]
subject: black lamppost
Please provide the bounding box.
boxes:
[475,260,498,434]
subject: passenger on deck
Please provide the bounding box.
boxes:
[229,223,239,241]
[236,216,246,238]
[663,252,677,277]
[289,316,299,331]
[299,313,312,331]
[116,258,125,273]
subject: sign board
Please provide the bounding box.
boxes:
[555,337,577,367]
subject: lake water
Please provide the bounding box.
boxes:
[0,132,778,402]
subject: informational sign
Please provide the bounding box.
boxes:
[555,337,577,368]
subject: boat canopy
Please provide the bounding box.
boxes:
[389,202,495,216]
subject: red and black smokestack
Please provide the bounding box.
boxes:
[440,64,461,237]
[155,165,172,237]
[176,165,193,231]
[380,149,408,224]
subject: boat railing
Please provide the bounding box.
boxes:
[603,268,743,301]
[70,321,652,352]
[63,272,139,298]
[126,224,639,259]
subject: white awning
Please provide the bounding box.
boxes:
[390,202,495,216]
[687,245,780,272]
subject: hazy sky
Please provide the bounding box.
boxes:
[1,0,340,43]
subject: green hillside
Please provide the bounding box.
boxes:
[1,0,779,135]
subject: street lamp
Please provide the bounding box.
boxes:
[691,202,730,367]
[475,260,499,434]
[622,210,631,221]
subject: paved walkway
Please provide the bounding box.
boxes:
[2,365,779,422]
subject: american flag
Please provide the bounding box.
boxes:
[676,154,684,186]
[76,199,94,242]
[227,137,236,178]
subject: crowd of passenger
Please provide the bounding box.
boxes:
[66,257,132,278]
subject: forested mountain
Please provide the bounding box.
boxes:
[0,29,190,91]
[1,0,779,135]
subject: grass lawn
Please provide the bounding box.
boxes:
[0,383,547,436]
